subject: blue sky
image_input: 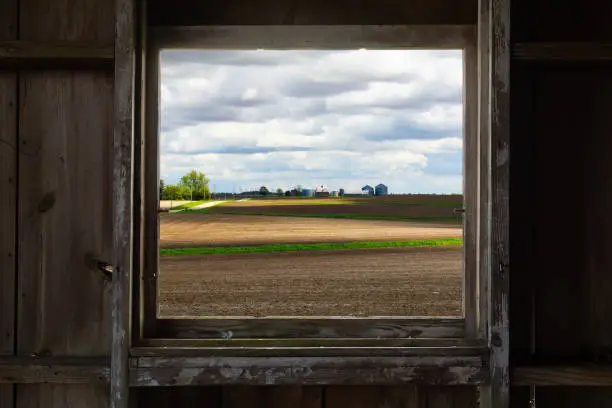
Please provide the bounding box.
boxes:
[160,49,463,194]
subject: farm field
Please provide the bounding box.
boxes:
[201,196,463,222]
[158,194,464,317]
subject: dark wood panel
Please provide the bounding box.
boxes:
[148,0,477,26]
[511,0,612,42]
[0,41,114,69]
[0,0,17,406]
[425,386,477,408]
[15,385,109,408]
[139,387,222,408]
[17,72,113,357]
[156,318,464,339]
[222,386,322,408]
[19,0,113,41]
[325,386,392,408]
[530,68,611,359]
[509,66,535,365]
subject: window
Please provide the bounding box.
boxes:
[136,25,482,347]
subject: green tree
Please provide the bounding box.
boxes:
[259,186,270,196]
[159,179,165,199]
[162,184,184,200]
[179,169,211,200]
[276,188,283,197]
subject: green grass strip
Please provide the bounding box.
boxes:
[188,210,460,223]
[160,238,463,257]
[171,200,211,210]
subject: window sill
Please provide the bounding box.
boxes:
[129,345,488,386]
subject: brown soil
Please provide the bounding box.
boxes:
[160,214,461,248]
[159,246,463,317]
[207,199,460,218]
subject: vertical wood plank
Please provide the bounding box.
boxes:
[222,386,322,408]
[463,43,479,338]
[325,386,384,408]
[477,0,491,345]
[326,386,423,408]
[0,0,17,406]
[17,72,114,356]
[142,40,159,334]
[112,0,137,406]
[15,0,115,405]
[480,0,510,406]
[425,387,477,408]
[139,387,222,408]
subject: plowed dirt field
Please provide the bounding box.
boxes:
[158,210,464,317]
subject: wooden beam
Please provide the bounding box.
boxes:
[0,357,109,384]
[130,345,489,358]
[137,338,481,349]
[512,365,612,387]
[111,0,136,406]
[513,42,612,62]
[130,355,487,386]
[0,41,113,69]
[149,25,476,50]
[155,317,464,339]
[479,0,510,405]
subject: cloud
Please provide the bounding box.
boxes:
[160,50,464,193]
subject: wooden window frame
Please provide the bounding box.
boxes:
[134,24,485,349]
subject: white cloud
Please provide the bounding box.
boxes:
[160,49,464,194]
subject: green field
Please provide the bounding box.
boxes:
[159,238,463,257]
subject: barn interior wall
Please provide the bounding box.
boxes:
[2,0,612,406]
[511,0,612,406]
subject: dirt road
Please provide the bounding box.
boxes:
[160,214,461,248]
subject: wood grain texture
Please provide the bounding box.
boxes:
[16,385,110,408]
[131,346,488,358]
[325,386,469,408]
[142,41,159,337]
[112,0,137,407]
[513,42,612,62]
[513,365,612,386]
[0,41,114,69]
[425,386,478,407]
[131,356,486,386]
[221,386,322,408]
[148,0,477,26]
[19,0,114,41]
[479,0,510,406]
[463,44,479,338]
[156,318,464,340]
[138,386,222,408]
[150,25,476,50]
[0,356,109,384]
[0,52,17,360]
[0,2,17,407]
[16,70,113,407]
[15,0,115,406]
[17,72,113,356]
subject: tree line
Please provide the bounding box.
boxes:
[160,170,211,200]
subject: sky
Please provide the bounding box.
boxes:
[160,49,463,194]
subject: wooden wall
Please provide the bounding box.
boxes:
[0,0,114,407]
[3,0,612,406]
[510,0,612,406]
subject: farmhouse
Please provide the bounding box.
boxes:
[361,184,374,195]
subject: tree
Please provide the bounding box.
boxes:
[259,186,270,196]
[159,179,165,199]
[276,188,284,197]
[179,169,211,200]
